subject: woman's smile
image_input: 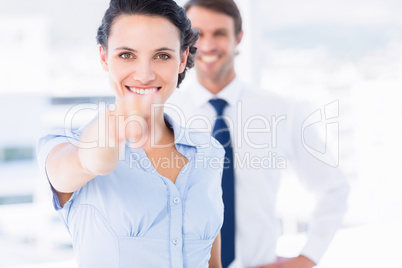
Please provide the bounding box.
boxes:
[125,86,162,95]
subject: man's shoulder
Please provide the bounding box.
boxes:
[239,85,297,112]
[241,85,290,103]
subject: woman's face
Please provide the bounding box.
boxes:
[100,15,188,103]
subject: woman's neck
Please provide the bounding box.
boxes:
[145,109,174,150]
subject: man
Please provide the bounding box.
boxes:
[167,0,349,267]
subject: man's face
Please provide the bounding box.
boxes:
[187,6,242,83]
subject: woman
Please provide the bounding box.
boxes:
[36,0,224,267]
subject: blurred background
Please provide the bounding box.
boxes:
[0,0,401,267]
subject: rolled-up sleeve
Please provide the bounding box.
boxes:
[36,128,83,211]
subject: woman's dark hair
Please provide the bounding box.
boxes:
[96,0,199,87]
[184,0,242,36]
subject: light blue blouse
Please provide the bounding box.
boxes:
[37,114,225,268]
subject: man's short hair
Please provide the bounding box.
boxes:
[184,0,243,36]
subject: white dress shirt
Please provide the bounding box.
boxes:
[166,77,349,267]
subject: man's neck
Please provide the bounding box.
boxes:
[198,72,236,95]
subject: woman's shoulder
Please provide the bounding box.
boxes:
[36,127,85,157]
[166,114,225,158]
[175,123,225,155]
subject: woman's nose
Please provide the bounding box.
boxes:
[133,61,155,84]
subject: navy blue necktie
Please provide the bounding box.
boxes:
[209,99,235,267]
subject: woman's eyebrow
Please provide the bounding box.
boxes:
[114,47,176,53]
[115,46,137,52]
[155,47,176,52]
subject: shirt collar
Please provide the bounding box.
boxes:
[190,77,244,109]
[164,113,206,148]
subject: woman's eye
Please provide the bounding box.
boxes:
[156,54,170,60]
[120,53,133,59]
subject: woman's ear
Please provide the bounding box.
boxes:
[99,45,109,72]
[179,47,190,73]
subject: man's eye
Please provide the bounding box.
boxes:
[120,53,133,59]
[215,32,227,37]
[156,54,170,60]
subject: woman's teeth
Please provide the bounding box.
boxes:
[128,87,158,95]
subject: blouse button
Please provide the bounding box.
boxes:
[173,197,180,204]
[172,237,180,245]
